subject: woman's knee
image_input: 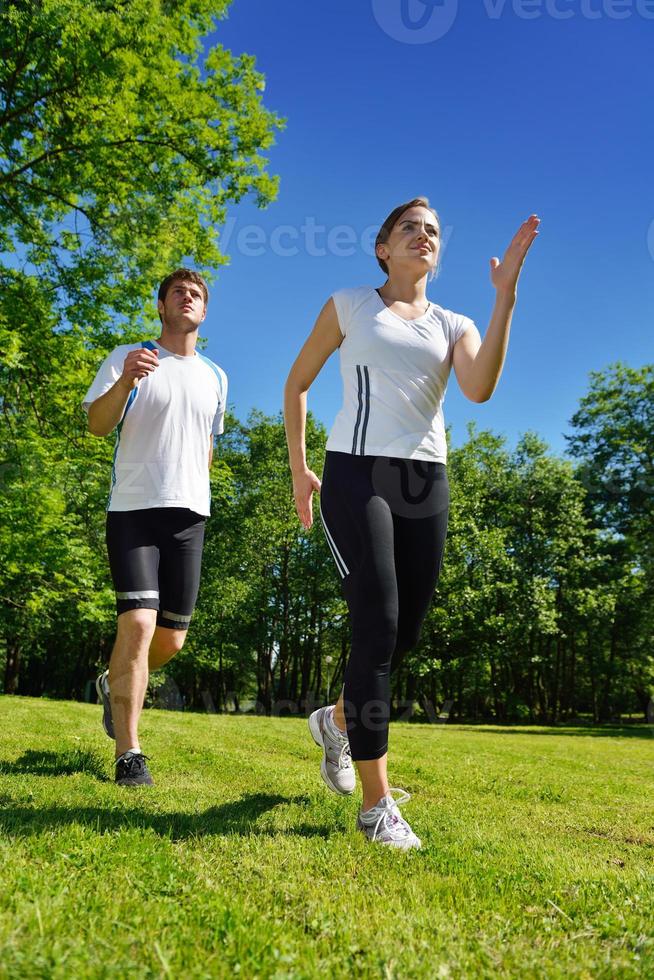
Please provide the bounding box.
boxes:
[349,617,398,674]
[394,624,422,659]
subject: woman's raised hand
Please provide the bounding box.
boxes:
[489,214,540,296]
[292,468,322,530]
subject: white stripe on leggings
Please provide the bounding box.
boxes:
[319,504,349,578]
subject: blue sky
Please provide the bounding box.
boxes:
[197,0,653,459]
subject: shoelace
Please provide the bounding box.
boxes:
[365,788,412,842]
[119,752,150,774]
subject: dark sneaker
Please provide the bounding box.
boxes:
[115,752,154,787]
[95,669,114,739]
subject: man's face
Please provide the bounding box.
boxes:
[158,280,206,331]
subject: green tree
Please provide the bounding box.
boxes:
[566,363,654,717]
[566,363,654,580]
[0,0,282,694]
[0,0,282,335]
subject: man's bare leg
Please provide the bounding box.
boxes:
[148,626,187,671]
[108,622,187,757]
[109,609,157,758]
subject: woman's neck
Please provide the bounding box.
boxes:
[377,273,429,306]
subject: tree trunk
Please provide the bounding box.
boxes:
[552,635,562,723]
[599,619,619,722]
[587,632,598,723]
[4,642,21,694]
[568,631,577,719]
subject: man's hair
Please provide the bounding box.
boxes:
[375,197,440,276]
[157,269,209,322]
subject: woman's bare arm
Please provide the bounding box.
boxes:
[284,298,342,529]
[453,214,539,403]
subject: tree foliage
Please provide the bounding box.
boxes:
[0,0,282,693]
[1,0,282,336]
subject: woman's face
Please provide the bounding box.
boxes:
[377,206,440,277]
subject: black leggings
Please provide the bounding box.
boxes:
[319,451,449,761]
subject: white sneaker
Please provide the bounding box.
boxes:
[356,789,422,849]
[308,705,355,795]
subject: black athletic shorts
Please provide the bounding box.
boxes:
[105,508,206,630]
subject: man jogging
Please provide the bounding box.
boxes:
[83,270,227,786]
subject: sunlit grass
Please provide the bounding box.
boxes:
[1,695,652,978]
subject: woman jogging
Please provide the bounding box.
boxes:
[284,197,539,849]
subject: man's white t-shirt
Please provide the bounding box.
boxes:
[325,286,474,462]
[83,341,227,516]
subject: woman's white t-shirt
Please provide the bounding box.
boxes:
[325,286,474,463]
[83,341,227,516]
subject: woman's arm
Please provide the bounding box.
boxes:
[453,214,539,403]
[283,297,342,529]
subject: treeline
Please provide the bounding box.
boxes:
[2,359,653,723]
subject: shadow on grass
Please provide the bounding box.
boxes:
[0,792,334,840]
[0,749,109,781]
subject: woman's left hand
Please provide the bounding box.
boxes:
[490,214,540,296]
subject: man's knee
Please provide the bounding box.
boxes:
[116,608,158,647]
[151,627,187,661]
[162,629,186,657]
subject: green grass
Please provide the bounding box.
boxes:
[0,695,653,979]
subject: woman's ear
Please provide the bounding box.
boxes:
[376,242,389,263]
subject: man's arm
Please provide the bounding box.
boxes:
[87,378,134,436]
[87,347,158,437]
[209,435,214,469]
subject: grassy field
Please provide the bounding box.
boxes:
[0,695,652,979]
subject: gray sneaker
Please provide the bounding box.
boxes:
[308,705,355,795]
[357,789,422,849]
[95,669,114,739]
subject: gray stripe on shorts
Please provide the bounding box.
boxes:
[161,610,193,623]
[116,590,159,600]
